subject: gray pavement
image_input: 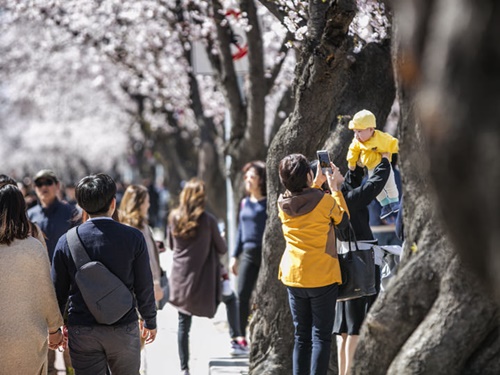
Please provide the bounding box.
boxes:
[143,250,249,375]
[143,302,249,375]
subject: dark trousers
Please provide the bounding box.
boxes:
[237,255,260,337]
[287,283,338,375]
[222,292,242,338]
[178,312,192,371]
[68,322,140,375]
[48,349,72,375]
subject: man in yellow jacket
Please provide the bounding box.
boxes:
[277,153,349,375]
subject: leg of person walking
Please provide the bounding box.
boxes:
[336,334,348,375]
[67,326,109,375]
[47,350,57,375]
[222,292,241,339]
[310,284,337,375]
[178,312,192,373]
[237,257,260,338]
[223,292,248,356]
[287,286,313,375]
[104,322,141,375]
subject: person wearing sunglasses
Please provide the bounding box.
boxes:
[27,169,80,375]
[28,170,81,263]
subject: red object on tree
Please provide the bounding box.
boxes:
[225,9,248,61]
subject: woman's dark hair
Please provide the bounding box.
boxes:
[0,183,30,245]
[0,175,39,238]
[0,174,17,185]
[76,174,117,215]
[279,153,311,193]
[242,160,267,196]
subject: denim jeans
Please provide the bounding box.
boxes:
[178,312,192,371]
[222,292,242,338]
[287,283,338,375]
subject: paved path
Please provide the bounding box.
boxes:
[143,302,249,375]
[141,248,249,375]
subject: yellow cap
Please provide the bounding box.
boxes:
[348,109,376,130]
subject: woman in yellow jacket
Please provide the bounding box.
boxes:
[277,153,349,375]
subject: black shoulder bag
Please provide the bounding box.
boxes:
[337,224,377,301]
[67,227,134,325]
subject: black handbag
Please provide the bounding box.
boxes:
[337,226,376,301]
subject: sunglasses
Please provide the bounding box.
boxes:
[35,179,55,188]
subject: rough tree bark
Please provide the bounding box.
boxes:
[249,1,395,373]
[352,1,500,373]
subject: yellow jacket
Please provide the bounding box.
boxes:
[347,130,398,170]
[277,188,349,288]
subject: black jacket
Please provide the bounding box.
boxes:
[51,218,157,329]
[336,158,391,242]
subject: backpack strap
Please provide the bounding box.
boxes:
[67,227,92,269]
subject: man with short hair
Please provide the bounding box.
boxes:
[28,169,79,374]
[51,173,157,374]
[28,169,80,261]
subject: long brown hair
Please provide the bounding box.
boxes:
[169,178,206,238]
[0,183,30,245]
[118,184,149,229]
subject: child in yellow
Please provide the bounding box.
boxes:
[347,109,399,219]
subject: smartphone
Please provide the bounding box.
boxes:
[316,150,332,174]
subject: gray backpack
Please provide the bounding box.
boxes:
[67,227,134,325]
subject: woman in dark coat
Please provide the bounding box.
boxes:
[333,154,391,375]
[166,178,227,375]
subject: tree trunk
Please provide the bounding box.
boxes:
[352,1,500,373]
[249,1,396,373]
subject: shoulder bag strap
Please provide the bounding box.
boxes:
[347,222,361,253]
[67,226,92,269]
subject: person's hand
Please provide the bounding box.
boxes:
[313,161,327,187]
[325,163,344,192]
[141,326,157,345]
[48,328,64,351]
[154,282,164,302]
[230,257,239,276]
[61,325,69,351]
[381,152,390,160]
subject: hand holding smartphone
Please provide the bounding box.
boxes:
[316,150,332,174]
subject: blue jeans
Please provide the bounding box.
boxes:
[287,283,338,375]
[178,312,192,371]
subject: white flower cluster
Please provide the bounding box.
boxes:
[349,0,390,52]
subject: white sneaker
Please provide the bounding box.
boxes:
[230,340,249,356]
[222,279,233,296]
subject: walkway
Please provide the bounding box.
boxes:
[143,302,249,375]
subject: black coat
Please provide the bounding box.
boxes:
[336,158,391,242]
